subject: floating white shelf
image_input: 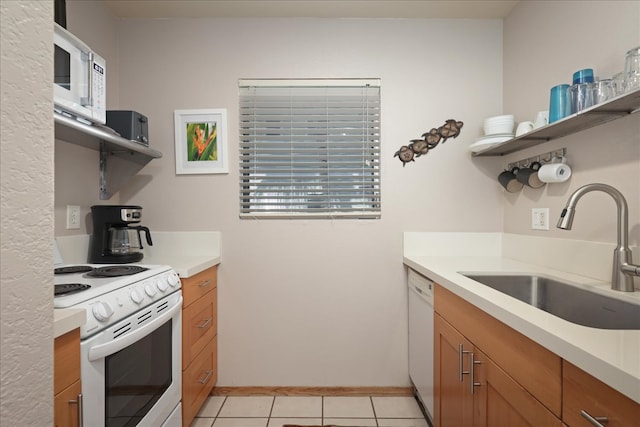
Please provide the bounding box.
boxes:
[472,88,640,157]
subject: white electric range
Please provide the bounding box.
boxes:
[54,262,183,427]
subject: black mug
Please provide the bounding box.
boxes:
[516,162,545,188]
[498,167,523,193]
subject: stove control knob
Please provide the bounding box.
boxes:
[144,284,157,297]
[168,274,180,288]
[156,279,168,293]
[130,287,144,304]
[92,301,114,322]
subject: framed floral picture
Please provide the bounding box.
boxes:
[174,109,228,174]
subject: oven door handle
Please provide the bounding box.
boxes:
[88,296,183,361]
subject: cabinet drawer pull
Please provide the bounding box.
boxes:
[580,410,608,426]
[69,393,83,427]
[198,279,212,288]
[198,369,214,385]
[458,344,470,382]
[197,317,212,329]
[469,353,481,394]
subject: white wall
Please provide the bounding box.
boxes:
[0,1,54,424]
[107,17,504,386]
[502,1,640,245]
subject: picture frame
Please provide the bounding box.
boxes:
[174,109,228,174]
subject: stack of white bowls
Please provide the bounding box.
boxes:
[469,114,515,153]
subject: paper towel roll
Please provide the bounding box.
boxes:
[538,163,572,183]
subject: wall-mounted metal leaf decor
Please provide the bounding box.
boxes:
[394,119,464,166]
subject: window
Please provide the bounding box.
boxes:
[239,79,381,219]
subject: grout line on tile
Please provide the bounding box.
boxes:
[215,396,227,419]
[369,396,380,426]
[267,396,275,421]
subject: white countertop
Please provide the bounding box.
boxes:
[140,231,221,278]
[56,231,222,278]
[54,308,86,338]
[150,254,220,278]
[404,254,640,404]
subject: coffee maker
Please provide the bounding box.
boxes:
[89,205,153,264]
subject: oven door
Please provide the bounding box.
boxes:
[81,291,182,427]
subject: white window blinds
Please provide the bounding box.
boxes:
[239,79,381,219]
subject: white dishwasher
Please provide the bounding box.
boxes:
[408,268,434,424]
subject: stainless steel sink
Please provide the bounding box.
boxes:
[461,273,640,330]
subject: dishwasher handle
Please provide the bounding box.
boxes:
[409,269,434,304]
[409,283,434,305]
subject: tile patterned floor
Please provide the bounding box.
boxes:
[191,395,429,427]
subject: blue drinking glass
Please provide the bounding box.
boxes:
[549,84,570,123]
[572,68,595,84]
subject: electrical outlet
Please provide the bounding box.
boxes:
[66,205,80,230]
[532,208,549,230]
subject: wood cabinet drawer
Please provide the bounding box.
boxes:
[54,329,80,395]
[183,285,217,369]
[563,361,640,427]
[54,379,81,427]
[182,335,217,426]
[182,266,217,308]
[435,284,562,417]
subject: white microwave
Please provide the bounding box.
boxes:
[54,23,106,124]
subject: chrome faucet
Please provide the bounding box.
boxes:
[557,183,640,292]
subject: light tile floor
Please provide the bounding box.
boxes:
[191,395,429,427]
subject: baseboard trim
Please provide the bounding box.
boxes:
[211,386,413,396]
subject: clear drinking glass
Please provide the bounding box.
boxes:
[595,79,616,104]
[569,82,597,113]
[623,46,640,92]
[612,72,626,95]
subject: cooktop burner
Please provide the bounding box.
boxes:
[55,265,94,274]
[55,283,91,296]
[86,265,149,277]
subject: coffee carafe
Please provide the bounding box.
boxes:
[89,205,153,263]
[108,226,152,254]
